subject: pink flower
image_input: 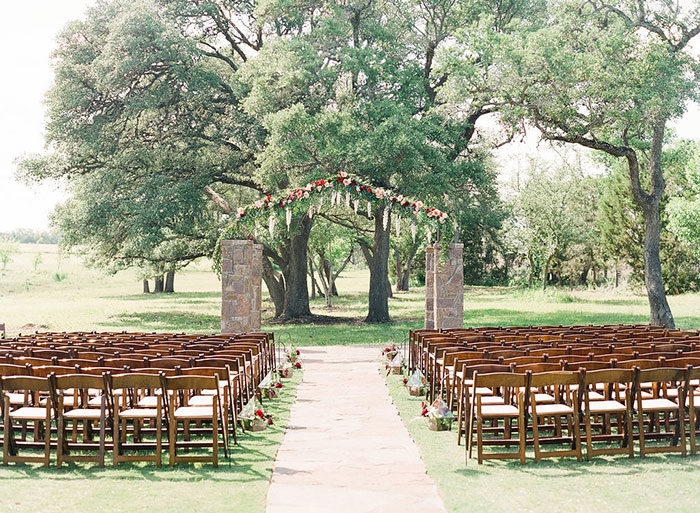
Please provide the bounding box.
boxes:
[343,178,351,186]
[303,191,310,199]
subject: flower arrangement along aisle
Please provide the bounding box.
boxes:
[259,371,284,399]
[404,369,428,397]
[387,351,406,375]
[381,343,399,361]
[421,399,455,431]
[239,397,275,432]
[279,360,294,378]
[286,346,300,365]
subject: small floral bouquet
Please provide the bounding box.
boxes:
[279,361,294,378]
[286,346,301,364]
[405,369,428,397]
[386,351,406,375]
[381,343,399,361]
[239,398,273,432]
[259,371,284,399]
[422,399,454,431]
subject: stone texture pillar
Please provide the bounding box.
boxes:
[424,246,436,329]
[425,243,463,330]
[221,239,263,334]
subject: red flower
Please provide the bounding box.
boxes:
[296,349,300,355]
[294,362,302,368]
[403,378,408,385]
[255,409,264,418]
[275,382,283,389]
[421,408,428,416]
[385,364,389,369]
[267,417,274,425]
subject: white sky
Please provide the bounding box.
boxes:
[0,1,698,232]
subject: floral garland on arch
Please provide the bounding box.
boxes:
[233,171,450,243]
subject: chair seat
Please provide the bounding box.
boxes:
[480,396,506,405]
[474,387,493,396]
[587,400,626,413]
[173,406,214,419]
[534,393,555,403]
[138,396,158,408]
[189,395,214,406]
[88,396,105,407]
[10,406,52,420]
[640,398,679,411]
[119,408,159,419]
[64,408,106,419]
[481,404,520,417]
[531,403,573,415]
[7,392,28,405]
[586,391,605,401]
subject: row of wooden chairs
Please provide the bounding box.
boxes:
[409,325,700,402]
[461,365,700,464]
[2,371,226,467]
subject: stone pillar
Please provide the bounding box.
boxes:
[221,239,263,334]
[425,243,463,330]
[424,246,436,329]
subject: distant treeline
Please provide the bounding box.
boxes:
[0,229,60,244]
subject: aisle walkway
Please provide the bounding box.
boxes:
[265,346,447,513]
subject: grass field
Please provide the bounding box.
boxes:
[1,244,699,342]
[386,372,700,513]
[0,371,301,513]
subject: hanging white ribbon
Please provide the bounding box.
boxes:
[345,191,350,208]
[427,227,432,245]
[367,201,372,218]
[353,199,359,214]
[411,220,417,243]
[269,214,276,238]
[395,216,400,237]
[286,208,292,231]
[383,207,390,231]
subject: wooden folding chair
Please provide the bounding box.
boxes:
[110,373,163,466]
[633,367,687,457]
[1,376,53,466]
[529,371,582,462]
[163,375,222,467]
[580,368,634,459]
[53,373,110,467]
[469,371,529,465]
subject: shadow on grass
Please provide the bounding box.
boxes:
[104,292,220,302]
[105,311,220,332]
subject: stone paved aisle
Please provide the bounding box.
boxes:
[265,346,447,513]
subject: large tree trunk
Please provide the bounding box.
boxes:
[363,206,391,323]
[281,216,313,319]
[542,254,554,291]
[626,119,675,328]
[527,252,535,288]
[142,279,150,294]
[642,203,674,327]
[164,270,175,293]
[154,275,164,293]
[262,258,285,318]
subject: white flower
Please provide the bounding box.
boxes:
[340,171,348,178]
[254,200,263,208]
[237,207,246,217]
[343,178,351,186]
[415,200,423,208]
[397,195,404,202]
[303,191,310,199]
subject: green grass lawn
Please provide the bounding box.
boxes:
[0,371,301,513]
[2,244,699,343]
[386,372,700,513]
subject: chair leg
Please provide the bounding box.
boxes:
[518,395,526,465]
[57,415,64,468]
[156,413,162,467]
[638,404,646,458]
[476,413,483,464]
[213,401,219,468]
[3,405,10,465]
[532,414,541,463]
